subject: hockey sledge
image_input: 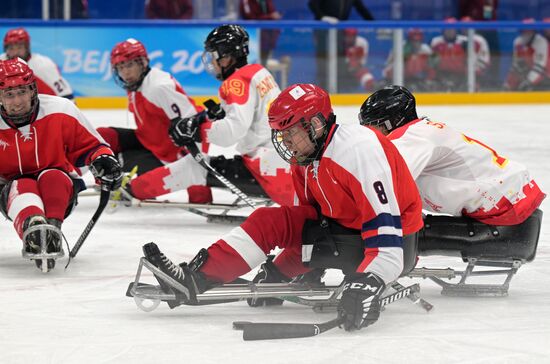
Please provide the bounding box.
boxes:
[409,209,543,297]
[21,223,64,273]
[126,256,428,313]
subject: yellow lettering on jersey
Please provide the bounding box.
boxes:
[256,74,277,99]
[462,134,509,168]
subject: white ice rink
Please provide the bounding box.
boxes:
[1,104,549,363]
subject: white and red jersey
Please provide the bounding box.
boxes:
[388,118,545,225]
[430,34,468,74]
[204,63,279,155]
[0,53,74,99]
[292,124,423,284]
[0,95,112,181]
[128,67,203,163]
[204,63,294,205]
[510,33,549,85]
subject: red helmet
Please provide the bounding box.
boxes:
[407,28,424,42]
[269,83,332,131]
[0,58,36,90]
[3,28,30,48]
[344,28,358,37]
[110,38,148,67]
[0,58,38,125]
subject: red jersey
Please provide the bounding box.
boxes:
[292,124,423,283]
[128,67,203,163]
[430,34,468,74]
[0,95,111,181]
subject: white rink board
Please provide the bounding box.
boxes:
[0,105,549,363]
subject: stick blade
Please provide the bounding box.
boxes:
[242,322,320,341]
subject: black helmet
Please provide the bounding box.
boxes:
[359,85,418,134]
[203,24,249,80]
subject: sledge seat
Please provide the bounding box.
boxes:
[409,209,543,296]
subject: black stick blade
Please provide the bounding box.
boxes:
[242,318,342,341]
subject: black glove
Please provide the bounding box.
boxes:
[338,272,385,331]
[203,99,225,120]
[90,154,123,191]
[247,256,291,307]
[169,112,206,148]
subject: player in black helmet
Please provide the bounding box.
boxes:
[120,24,294,207]
[359,85,544,226]
[202,24,250,81]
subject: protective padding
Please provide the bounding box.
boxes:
[419,209,543,262]
[302,218,418,276]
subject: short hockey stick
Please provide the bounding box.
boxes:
[234,283,418,341]
[186,142,256,208]
[68,185,110,259]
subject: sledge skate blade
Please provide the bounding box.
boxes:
[21,223,64,273]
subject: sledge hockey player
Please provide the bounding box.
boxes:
[1,27,74,100]
[96,38,211,203]
[504,19,550,91]
[140,83,424,331]
[119,25,294,207]
[0,58,122,271]
[359,85,545,226]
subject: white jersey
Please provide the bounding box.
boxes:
[388,118,545,225]
[206,63,280,156]
[0,53,73,99]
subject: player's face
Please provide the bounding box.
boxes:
[279,119,320,163]
[5,42,28,59]
[115,59,144,84]
[0,85,33,116]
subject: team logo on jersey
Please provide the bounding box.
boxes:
[222,79,245,98]
[0,138,10,150]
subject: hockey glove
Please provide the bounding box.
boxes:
[169,112,206,148]
[338,272,385,331]
[90,154,123,191]
[203,99,226,120]
[247,256,291,307]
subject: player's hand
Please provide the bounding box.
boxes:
[338,272,385,331]
[321,16,339,24]
[90,154,123,191]
[203,99,226,120]
[169,112,206,147]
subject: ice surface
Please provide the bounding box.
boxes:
[1,105,549,363]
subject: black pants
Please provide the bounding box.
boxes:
[111,128,164,175]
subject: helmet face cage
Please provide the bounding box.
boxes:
[112,57,149,91]
[271,113,327,166]
[0,82,39,125]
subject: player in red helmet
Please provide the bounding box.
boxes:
[139,83,423,332]
[1,28,74,99]
[96,38,211,204]
[0,58,121,272]
[119,25,294,207]
[505,18,550,90]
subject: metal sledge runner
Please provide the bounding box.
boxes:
[409,209,543,297]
